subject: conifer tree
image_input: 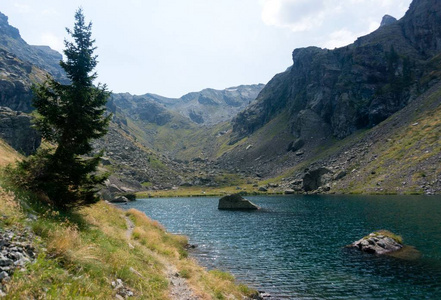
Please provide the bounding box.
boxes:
[20,8,110,209]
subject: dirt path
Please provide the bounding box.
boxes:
[124,216,199,300]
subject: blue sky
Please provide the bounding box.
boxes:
[2,0,411,97]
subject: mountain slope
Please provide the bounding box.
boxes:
[0,47,48,112]
[218,0,441,183]
[274,78,441,195]
[0,12,66,82]
[230,0,441,145]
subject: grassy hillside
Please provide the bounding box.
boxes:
[333,82,441,194]
[265,80,441,195]
[0,139,21,167]
[0,159,257,299]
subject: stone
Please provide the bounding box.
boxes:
[218,194,259,210]
[333,170,347,180]
[0,107,41,155]
[302,167,333,192]
[258,187,268,192]
[100,157,112,165]
[0,271,8,280]
[347,230,404,255]
[108,184,123,194]
[0,256,13,267]
[111,196,129,203]
[287,138,305,152]
[284,189,295,194]
[295,150,304,156]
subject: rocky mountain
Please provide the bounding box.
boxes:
[1,0,440,195]
[0,47,48,112]
[112,84,264,126]
[231,0,441,144]
[164,84,264,125]
[221,0,441,173]
[0,12,66,82]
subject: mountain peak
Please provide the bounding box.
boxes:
[380,14,397,28]
[0,11,21,39]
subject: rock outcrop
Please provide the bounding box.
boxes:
[0,12,66,82]
[230,0,441,145]
[218,194,259,210]
[0,48,48,112]
[302,167,333,192]
[380,15,397,28]
[347,230,403,255]
[0,229,36,297]
[0,107,40,155]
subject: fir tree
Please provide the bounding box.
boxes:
[18,8,110,209]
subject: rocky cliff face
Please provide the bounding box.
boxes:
[0,12,66,82]
[0,48,47,112]
[0,107,40,155]
[231,0,441,145]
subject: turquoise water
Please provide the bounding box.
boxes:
[121,195,441,298]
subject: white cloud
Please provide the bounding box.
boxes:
[261,0,411,49]
[262,0,327,32]
[41,8,59,16]
[322,29,361,49]
[39,33,64,53]
[13,3,31,14]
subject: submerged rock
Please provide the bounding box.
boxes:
[347,230,404,255]
[218,194,259,210]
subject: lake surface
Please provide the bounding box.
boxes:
[120,195,441,299]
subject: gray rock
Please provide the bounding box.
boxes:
[0,255,13,267]
[111,196,129,203]
[0,107,41,155]
[258,187,268,192]
[0,271,8,280]
[347,230,403,255]
[303,167,333,192]
[284,189,295,194]
[218,194,259,210]
[287,138,304,152]
[333,170,347,180]
[380,14,397,27]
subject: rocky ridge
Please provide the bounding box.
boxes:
[0,47,48,112]
[0,12,66,82]
[111,84,264,127]
[0,106,40,155]
[230,0,441,148]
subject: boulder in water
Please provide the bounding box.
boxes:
[218,194,259,210]
[347,230,404,255]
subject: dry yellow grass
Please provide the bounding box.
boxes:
[126,207,257,299]
[0,139,21,167]
[0,184,256,299]
[0,186,24,226]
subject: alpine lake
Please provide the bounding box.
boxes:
[119,195,441,299]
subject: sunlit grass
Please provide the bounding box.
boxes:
[0,181,256,298]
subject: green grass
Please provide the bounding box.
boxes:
[0,175,257,299]
[369,230,403,244]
